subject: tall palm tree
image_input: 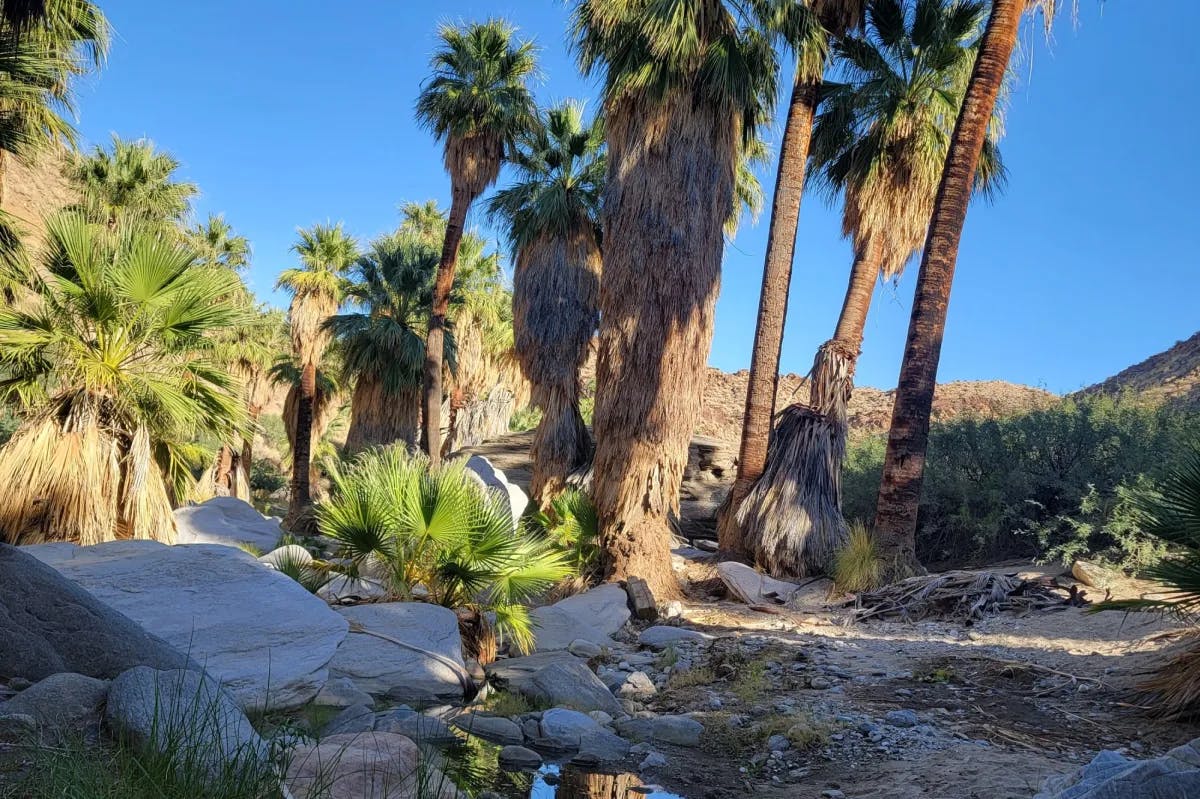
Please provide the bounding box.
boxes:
[737,0,1006,577]
[276,222,358,528]
[717,0,864,554]
[415,19,537,466]
[873,0,1070,578]
[187,213,250,271]
[488,100,604,506]
[0,212,247,545]
[399,199,448,247]
[573,0,778,597]
[67,135,198,230]
[328,230,450,453]
[0,0,107,206]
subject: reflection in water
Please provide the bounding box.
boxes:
[530,765,684,799]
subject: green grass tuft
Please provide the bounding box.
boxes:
[833,521,882,593]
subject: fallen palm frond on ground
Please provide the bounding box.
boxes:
[1132,634,1200,720]
[852,570,1088,622]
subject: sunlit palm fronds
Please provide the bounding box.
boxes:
[66,135,198,230]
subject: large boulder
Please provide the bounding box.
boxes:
[538,708,629,762]
[328,603,469,707]
[105,667,268,785]
[1035,739,1200,799]
[528,584,631,652]
[0,544,190,682]
[286,732,461,799]
[463,455,528,528]
[174,496,283,553]
[615,714,704,747]
[0,672,108,742]
[25,541,348,711]
[525,660,623,716]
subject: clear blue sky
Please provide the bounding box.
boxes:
[72,1,1198,394]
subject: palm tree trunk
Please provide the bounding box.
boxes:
[422,183,469,467]
[242,401,261,474]
[717,77,820,555]
[347,376,420,453]
[591,94,737,599]
[833,242,880,354]
[287,361,317,525]
[873,0,1022,577]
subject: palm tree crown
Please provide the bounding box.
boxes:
[188,213,251,272]
[810,0,1006,279]
[415,19,538,197]
[68,135,198,229]
[276,222,358,368]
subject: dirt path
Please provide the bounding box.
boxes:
[635,589,1196,799]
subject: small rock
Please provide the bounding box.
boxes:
[1072,559,1115,589]
[0,672,108,742]
[664,601,684,619]
[617,671,657,698]
[322,704,376,736]
[568,639,604,659]
[373,709,459,745]
[638,626,713,651]
[640,751,668,770]
[498,744,543,770]
[0,713,35,744]
[809,676,834,690]
[311,677,374,709]
[451,713,523,746]
[615,715,704,747]
[885,709,920,728]
[767,734,791,752]
[821,791,846,799]
[589,710,614,726]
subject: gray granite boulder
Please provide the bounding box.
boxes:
[174,496,283,552]
[286,732,461,799]
[26,541,348,711]
[105,667,267,784]
[615,715,704,747]
[539,708,629,762]
[321,704,376,737]
[0,672,108,742]
[373,708,459,745]
[1035,739,1200,799]
[312,677,374,709]
[638,626,713,650]
[328,603,468,706]
[525,660,623,716]
[0,543,191,682]
[451,713,523,745]
[463,455,528,529]
[528,584,631,652]
[498,744,542,770]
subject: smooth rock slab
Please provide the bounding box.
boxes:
[526,660,623,716]
[451,713,524,745]
[0,544,190,682]
[105,667,267,784]
[717,561,801,605]
[539,708,630,762]
[498,744,543,770]
[313,677,375,709]
[286,732,461,799]
[26,541,348,711]
[639,626,713,651]
[0,672,108,742]
[615,715,704,747]
[463,455,529,530]
[329,603,468,707]
[373,708,460,746]
[174,496,283,552]
[528,584,631,652]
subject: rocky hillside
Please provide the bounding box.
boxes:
[1077,330,1200,411]
[697,368,1057,443]
[1,147,77,253]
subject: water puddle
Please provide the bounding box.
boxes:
[527,764,684,798]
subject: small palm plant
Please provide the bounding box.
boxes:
[0,213,248,545]
[1094,454,1200,718]
[317,447,572,656]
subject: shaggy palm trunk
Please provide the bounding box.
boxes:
[591,92,737,599]
[737,242,879,577]
[718,77,821,556]
[423,184,471,466]
[557,768,643,799]
[873,0,1022,578]
[241,401,261,474]
[287,361,317,527]
[515,230,601,506]
[345,376,420,454]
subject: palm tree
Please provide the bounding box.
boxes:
[275,222,358,528]
[188,213,250,271]
[488,100,604,506]
[0,0,108,206]
[0,213,247,545]
[573,0,779,597]
[329,230,450,453]
[415,19,537,466]
[67,135,198,230]
[399,199,448,247]
[717,0,864,554]
[738,0,1007,577]
[873,0,1070,578]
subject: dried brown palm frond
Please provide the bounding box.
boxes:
[344,377,419,453]
[853,570,1076,622]
[737,403,848,578]
[1133,635,1200,721]
[445,133,505,200]
[0,396,175,546]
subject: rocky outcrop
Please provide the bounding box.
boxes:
[174,496,285,553]
[527,583,631,652]
[25,541,348,711]
[0,544,190,682]
[1078,330,1200,411]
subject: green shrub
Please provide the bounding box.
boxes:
[508,405,542,432]
[528,488,600,577]
[842,395,1198,570]
[248,458,286,495]
[316,447,573,652]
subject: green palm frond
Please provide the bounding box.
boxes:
[186,214,251,271]
[66,135,198,229]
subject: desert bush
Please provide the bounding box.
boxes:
[833,521,882,593]
[316,446,572,652]
[508,405,542,432]
[249,458,287,496]
[842,395,1198,569]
